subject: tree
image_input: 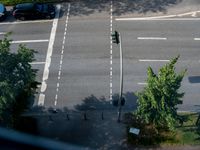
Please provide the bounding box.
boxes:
[135,55,186,131]
[0,35,38,127]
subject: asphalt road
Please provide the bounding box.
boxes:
[116,20,200,111]
[1,1,200,113]
[1,1,200,149]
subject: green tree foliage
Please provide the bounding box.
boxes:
[0,35,38,126]
[135,56,186,131]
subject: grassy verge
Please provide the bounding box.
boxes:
[0,0,65,6]
[127,112,200,146]
[172,113,200,145]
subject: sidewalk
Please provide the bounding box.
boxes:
[31,109,200,150]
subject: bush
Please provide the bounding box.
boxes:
[125,113,177,145]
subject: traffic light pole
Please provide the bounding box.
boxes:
[117,32,123,122]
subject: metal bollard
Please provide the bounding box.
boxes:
[66,114,70,120]
[84,112,87,121]
[101,112,104,120]
[48,115,53,122]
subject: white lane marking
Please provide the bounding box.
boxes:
[116,15,176,21]
[116,18,200,21]
[138,82,147,85]
[30,62,46,65]
[194,38,200,40]
[54,3,71,106]
[177,11,200,17]
[57,83,60,88]
[0,20,53,25]
[38,4,61,106]
[192,12,197,17]
[137,37,167,40]
[116,10,200,21]
[139,59,170,62]
[110,0,113,101]
[0,32,6,35]
[54,100,57,106]
[11,39,49,44]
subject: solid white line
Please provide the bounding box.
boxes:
[30,62,45,65]
[11,39,49,44]
[0,20,53,25]
[138,37,167,40]
[116,15,176,21]
[139,59,170,62]
[116,18,200,21]
[116,10,200,21]
[191,12,197,17]
[38,4,61,106]
[177,10,200,17]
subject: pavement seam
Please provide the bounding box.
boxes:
[54,3,71,107]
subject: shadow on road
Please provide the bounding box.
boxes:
[188,76,200,83]
[66,0,183,16]
[19,92,138,149]
[113,0,182,15]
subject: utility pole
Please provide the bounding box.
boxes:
[111,30,124,122]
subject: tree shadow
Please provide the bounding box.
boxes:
[19,92,139,149]
[67,0,183,17]
[113,0,182,16]
[188,76,200,83]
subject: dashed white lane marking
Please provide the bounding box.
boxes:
[30,62,45,65]
[110,0,113,101]
[0,32,6,35]
[11,39,49,44]
[0,20,53,25]
[54,100,57,106]
[139,59,170,62]
[194,38,200,40]
[137,37,167,40]
[54,3,71,106]
[38,4,61,106]
[138,82,147,85]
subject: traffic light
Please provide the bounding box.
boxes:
[111,30,120,44]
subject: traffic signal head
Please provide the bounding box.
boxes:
[111,31,120,44]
